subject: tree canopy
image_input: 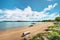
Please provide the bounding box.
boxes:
[55,17,60,22]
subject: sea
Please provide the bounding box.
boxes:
[0,22,46,31]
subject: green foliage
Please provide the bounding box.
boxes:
[36,33,44,37]
[30,33,44,40]
[30,24,60,40]
[50,36,60,40]
[30,31,60,40]
[48,25,58,30]
[49,31,60,36]
[30,36,37,40]
[55,17,60,22]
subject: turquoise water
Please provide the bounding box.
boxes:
[0,22,45,30]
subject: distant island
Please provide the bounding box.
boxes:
[0,20,54,22]
[0,20,41,22]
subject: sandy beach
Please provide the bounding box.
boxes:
[0,22,54,40]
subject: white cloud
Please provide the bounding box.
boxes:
[0,3,58,21]
[0,10,2,13]
[47,13,59,20]
[43,3,58,12]
[53,3,58,8]
[47,0,52,1]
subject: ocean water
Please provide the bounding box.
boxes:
[0,22,46,30]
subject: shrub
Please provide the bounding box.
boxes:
[50,36,60,40]
[55,17,60,22]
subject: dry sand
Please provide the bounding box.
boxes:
[0,22,54,40]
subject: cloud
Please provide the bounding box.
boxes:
[53,3,58,8]
[47,0,52,1]
[0,3,58,21]
[43,3,58,12]
[46,13,58,20]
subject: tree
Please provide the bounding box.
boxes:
[55,17,60,22]
[50,36,60,40]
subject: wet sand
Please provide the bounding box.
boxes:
[0,22,54,40]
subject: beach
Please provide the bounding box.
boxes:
[0,22,54,40]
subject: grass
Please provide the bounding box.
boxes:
[30,23,60,40]
[30,33,44,40]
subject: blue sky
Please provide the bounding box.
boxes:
[0,0,60,21]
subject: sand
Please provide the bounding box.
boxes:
[0,22,54,40]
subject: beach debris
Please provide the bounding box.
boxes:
[21,31,31,40]
[53,22,58,24]
[29,25,33,27]
[45,29,51,31]
[21,31,30,37]
[32,23,35,24]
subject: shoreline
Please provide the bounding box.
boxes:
[0,22,54,40]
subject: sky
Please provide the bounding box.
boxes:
[0,0,60,21]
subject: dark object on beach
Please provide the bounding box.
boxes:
[54,22,58,24]
[29,25,33,27]
[45,29,51,31]
[21,31,30,37]
[32,23,35,24]
[23,38,27,40]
